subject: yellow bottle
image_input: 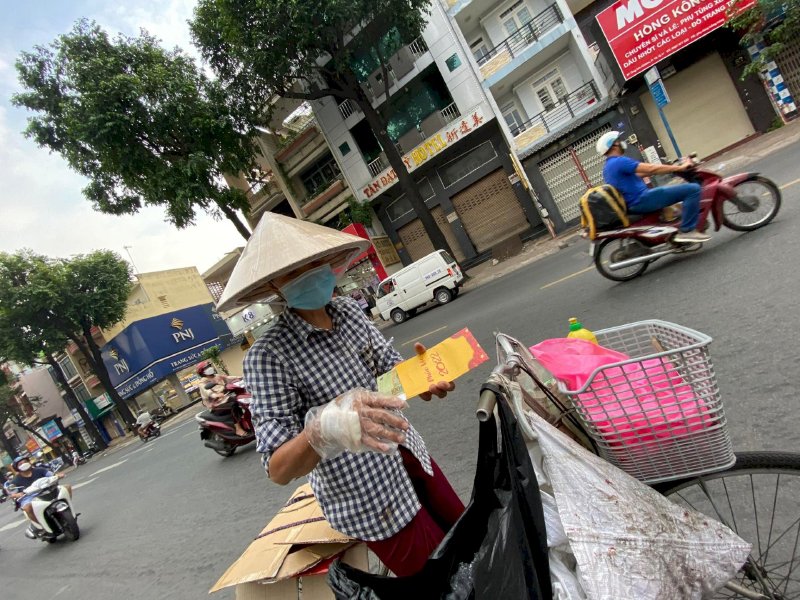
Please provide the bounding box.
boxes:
[567,317,598,345]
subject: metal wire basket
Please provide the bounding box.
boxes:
[557,320,735,483]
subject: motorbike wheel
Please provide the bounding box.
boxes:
[213,434,236,457]
[594,238,649,282]
[723,175,781,231]
[59,512,80,541]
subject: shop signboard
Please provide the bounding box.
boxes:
[39,420,63,442]
[596,0,756,80]
[225,303,276,337]
[100,303,236,399]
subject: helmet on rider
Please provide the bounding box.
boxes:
[13,456,32,472]
[196,360,216,377]
[596,131,627,156]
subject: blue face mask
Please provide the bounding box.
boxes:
[279,264,337,310]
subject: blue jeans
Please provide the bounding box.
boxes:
[630,183,702,232]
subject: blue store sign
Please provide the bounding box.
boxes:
[100,303,235,399]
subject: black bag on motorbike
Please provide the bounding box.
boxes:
[580,185,629,239]
[327,385,552,600]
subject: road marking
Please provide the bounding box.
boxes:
[183,429,199,439]
[144,448,154,454]
[541,266,595,289]
[0,519,26,532]
[401,325,448,347]
[89,459,128,477]
[72,477,97,490]
[780,178,800,189]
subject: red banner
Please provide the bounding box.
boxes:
[596,0,755,80]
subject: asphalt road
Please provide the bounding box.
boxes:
[1,149,798,599]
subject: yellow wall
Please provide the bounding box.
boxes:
[220,344,248,377]
[104,268,215,339]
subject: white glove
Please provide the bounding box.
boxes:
[304,388,408,459]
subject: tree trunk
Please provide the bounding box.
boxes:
[71,331,135,428]
[0,426,17,459]
[44,355,107,450]
[219,204,252,240]
[345,74,455,258]
[13,418,64,459]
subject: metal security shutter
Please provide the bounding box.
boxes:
[397,206,465,263]
[538,124,611,223]
[777,38,800,103]
[450,169,529,253]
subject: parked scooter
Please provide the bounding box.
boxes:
[589,158,781,281]
[16,475,80,543]
[195,380,255,457]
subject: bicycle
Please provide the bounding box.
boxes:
[477,321,800,600]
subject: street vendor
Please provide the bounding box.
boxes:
[216,213,465,577]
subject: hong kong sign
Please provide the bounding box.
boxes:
[596,0,755,80]
[360,104,491,201]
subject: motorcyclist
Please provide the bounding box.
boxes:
[197,361,247,436]
[596,131,711,244]
[135,409,156,439]
[9,456,68,526]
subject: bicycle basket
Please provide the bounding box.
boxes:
[557,320,735,483]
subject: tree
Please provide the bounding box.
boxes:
[0,250,136,427]
[730,0,800,77]
[0,384,63,458]
[200,345,229,375]
[0,316,108,451]
[190,0,455,256]
[13,19,259,240]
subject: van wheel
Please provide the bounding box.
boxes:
[390,309,407,324]
[435,288,453,305]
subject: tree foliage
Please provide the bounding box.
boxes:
[190,0,455,256]
[730,0,800,77]
[0,384,55,456]
[13,19,258,240]
[0,250,135,426]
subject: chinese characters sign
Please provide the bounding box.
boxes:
[596,0,755,80]
[360,105,490,200]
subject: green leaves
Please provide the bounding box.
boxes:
[728,0,799,77]
[13,19,256,239]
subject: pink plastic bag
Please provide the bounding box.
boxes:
[530,338,711,446]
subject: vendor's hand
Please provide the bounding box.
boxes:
[56,472,65,479]
[11,492,22,500]
[414,343,456,401]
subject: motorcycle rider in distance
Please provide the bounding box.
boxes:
[597,131,711,244]
[9,456,68,526]
[135,409,156,440]
[197,361,247,437]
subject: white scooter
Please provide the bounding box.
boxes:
[17,476,80,543]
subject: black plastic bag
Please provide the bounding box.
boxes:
[328,383,553,599]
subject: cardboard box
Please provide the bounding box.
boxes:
[210,484,368,599]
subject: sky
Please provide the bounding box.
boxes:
[0,0,246,276]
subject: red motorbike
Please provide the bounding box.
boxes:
[195,380,255,457]
[590,162,781,281]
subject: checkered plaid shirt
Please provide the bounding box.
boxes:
[244,297,432,541]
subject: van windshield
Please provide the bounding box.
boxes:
[440,250,456,265]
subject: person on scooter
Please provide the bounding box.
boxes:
[596,131,711,244]
[135,409,156,440]
[9,456,68,526]
[216,213,464,578]
[197,361,247,437]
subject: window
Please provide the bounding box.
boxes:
[377,280,395,298]
[445,54,462,72]
[470,38,490,63]
[58,356,78,380]
[437,142,498,188]
[300,154,341,195]
[501,103,526,135]
[73,383,92,403]
[500,1,533,36]
[536,76,567,111]
[338,141,351,156]
[440,250,456,265]
[385,178,435,222]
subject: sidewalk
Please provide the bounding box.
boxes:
[374,119,800,332]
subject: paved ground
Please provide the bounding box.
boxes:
[1,141,798,599]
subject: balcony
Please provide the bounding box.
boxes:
[367,155,389,177]
[477,4,564,79]
[510,82,600,151]
[300,179,346,217]
[338,99,360,120]
[359,37,431,104]
[395,103,462,153]
[248,180,283,212]
[274,122,320,163]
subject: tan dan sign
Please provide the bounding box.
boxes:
[360,104,491,201]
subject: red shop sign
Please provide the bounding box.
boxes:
[596,0,755,80]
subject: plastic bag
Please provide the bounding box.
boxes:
[530,338,628,390]
[327,383,553,600]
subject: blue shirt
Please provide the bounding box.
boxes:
[603,156,649,207]
[244,296,432,542]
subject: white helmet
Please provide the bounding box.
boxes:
[595,130,624,156]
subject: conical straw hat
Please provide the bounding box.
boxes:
[216,212,371,312]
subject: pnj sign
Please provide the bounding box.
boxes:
[596,0,755,80]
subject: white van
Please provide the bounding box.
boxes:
[376,250,464,324]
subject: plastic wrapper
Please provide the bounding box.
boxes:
[304,388,408,459]
[327,382,553,599]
